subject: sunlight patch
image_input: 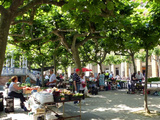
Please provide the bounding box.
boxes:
[92,107,108,112]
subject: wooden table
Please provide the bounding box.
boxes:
[33,97,82,120]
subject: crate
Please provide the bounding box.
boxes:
[0,92,4,112]
[28,112,45,120]
[36,108,46,114]
[5,96,14,113]
[23,89,32,94]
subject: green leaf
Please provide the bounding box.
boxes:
[107,1,114,10]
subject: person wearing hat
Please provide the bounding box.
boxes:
[73,68,81,104]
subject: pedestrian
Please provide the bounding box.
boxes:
[46,69,57,87]
[36,73,40,86]
[25,75,31,85]
[99,72,105,91]
[96,73,100,87]
[89,72,96,88]
[109,72,113,79]
[8,76,28,111]
[79,72,86,104]
[130,73,137,93]
[63,73,68,87]
[73,68,81,104]
[105,71,109,80]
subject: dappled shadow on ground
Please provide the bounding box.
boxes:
[1,88,160,120]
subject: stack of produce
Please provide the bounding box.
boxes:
[52,87,83,101]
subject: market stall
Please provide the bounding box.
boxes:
[27,87,83,120]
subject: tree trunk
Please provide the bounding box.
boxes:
[0,14,11,76]
[144,49,150,113]
[64,67,67,74]
[131,53,136,73]
[41,63,44,87]
[53,55,57,74]
[109,64,111,72]
[72,48,81,69]
[158,62,160,77]
[99,63,103,73]
[157,58,160,77]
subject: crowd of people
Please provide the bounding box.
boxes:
[7,68,145,111]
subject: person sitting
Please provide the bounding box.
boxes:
[135,71,144,84]
[8,76,28,111]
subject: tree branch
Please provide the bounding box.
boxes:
[100,51,107,63]
[0,5,5,14]
[9,34,25,37]
[52,30,70,50]
[9,0,24,15]
[15,0,66,17]
[114,52,130,56]
[11,20,32,25]
[11,31,58,43]
[11,6,38,25]
[72,32,89,49]
[77,35,105,48]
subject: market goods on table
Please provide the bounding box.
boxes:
[23,86,40,94]
[33,92,54,104]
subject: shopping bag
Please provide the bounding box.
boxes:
[84,86,88,95]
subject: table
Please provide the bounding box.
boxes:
[33,97,82,120]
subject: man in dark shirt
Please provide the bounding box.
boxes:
[73,68,81,104]
[73,68,81,93]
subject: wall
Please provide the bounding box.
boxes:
[0,76,11,85]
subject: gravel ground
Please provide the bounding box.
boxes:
[0,86,160,120]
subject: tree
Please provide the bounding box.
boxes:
[152,47,160,77]
[104,55,122,72]
[80,39,108,73]
[133,8,160,114]
[0,0,137,75]
[0,0,67,76]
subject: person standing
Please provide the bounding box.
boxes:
[63,73,68,87]
[109,72,113,79]
[36,73,40,86]
[25,75,31,85]
[129,73,137,93]
[105,71,109,80]
[79,72,86,104]
[73,68,81,104]
[89,72,96,88]
[99,72,105,91]
[46,69,57,87]
[96,73,100,87]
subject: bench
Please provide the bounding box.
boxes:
[146,87,160,95]
[150,81,160,87]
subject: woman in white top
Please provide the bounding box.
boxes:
[8,76,28,111]
[79,73,86,101]
[80,73,86,91]
[89,72,96,88]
